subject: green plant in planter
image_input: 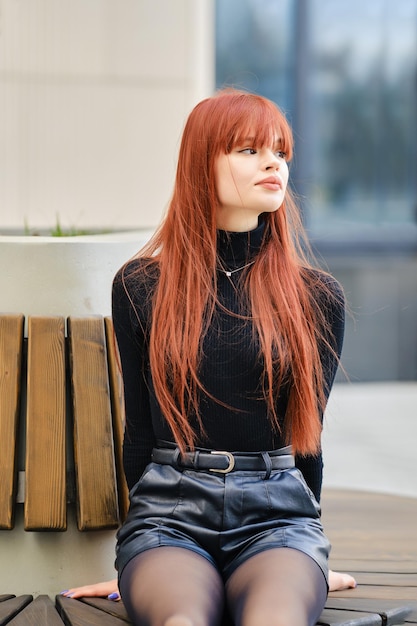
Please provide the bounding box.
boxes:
[22,216,111,237]
[49,219,92,237]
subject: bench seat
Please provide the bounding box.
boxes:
[0,594,413,625]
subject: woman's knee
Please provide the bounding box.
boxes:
[119,547,224,626]
[235,604,311,626]
[226,548,327,626]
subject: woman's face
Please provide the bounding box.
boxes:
[214,137,289,232]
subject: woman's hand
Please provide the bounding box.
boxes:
[328,569,357,592]
[61,579,120,601]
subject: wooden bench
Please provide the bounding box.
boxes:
[0,583,414,625]
[0,313,128,532]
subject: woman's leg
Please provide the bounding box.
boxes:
[226,547,327,626]
[119,546,225,626]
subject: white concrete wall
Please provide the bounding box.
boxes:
[0,0,215,232]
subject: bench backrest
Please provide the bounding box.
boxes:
[0,314,128,531]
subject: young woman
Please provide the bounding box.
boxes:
[63,89,355,624]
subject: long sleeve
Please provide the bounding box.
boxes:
[112,265,156,490]
[295,453,323,502]
[296,274,345,503]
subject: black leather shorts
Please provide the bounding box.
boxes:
[116,448,330,584]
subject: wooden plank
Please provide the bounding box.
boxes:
[0,596,33,625]
[346,572,417,587]
[322,490,417,563]
[68,316,119,531]
[221,605,383,626]
[7,595,63,625]
[403,601,417,624]
[56,594,128,625]
[325,598,413,626]
[330,586,417,601]
[322,488,417,621]
[25,317,66,531]
[104,317,129,522]
[329,560,417,574]
[317,608,381,626]
[80,597,131,622]
[0,314,24,530]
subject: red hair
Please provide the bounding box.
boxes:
[130,89,338,456]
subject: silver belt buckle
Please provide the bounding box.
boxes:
[209,450,235,473]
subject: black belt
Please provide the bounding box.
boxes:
[151,445,294,474]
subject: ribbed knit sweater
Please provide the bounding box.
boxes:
[112,221,345,502]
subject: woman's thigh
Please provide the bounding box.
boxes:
[119,546,225,626]
[225,547,327,626]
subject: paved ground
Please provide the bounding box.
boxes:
[322,382,417,498]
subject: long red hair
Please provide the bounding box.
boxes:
[130,89,338,456]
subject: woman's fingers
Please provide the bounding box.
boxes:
[60,579,119,600]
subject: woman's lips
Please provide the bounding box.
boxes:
[256,176,282,191]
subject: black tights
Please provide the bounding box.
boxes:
[119,546,328,626]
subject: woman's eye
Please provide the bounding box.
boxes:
[275,150,287,159]
[239,148,257,155]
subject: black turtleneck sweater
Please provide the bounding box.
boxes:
[112,221,345,502]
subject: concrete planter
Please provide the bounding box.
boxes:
[0,229,152,598]
[0,230,153,323]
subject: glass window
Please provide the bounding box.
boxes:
[216,0,417,236]
[309,0,417,233]
[216,0,294,111]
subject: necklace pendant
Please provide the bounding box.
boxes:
[225,271,232,277]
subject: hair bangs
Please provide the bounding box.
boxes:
[222,94,294,161]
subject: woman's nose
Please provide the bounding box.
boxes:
[265,150,280,170]
[265,157,280,171]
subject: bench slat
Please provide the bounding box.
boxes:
[220,604,385,626]
[0,314,24,530]
[25,317,66,531]
[347,572,417,587]
[68,316,119,531]
[7,595,63,625]
[0,595,33,625]
[80,596,131,622]
[104,317,129,522]
[317,609,382,626]
[329,559,417,574]
[330,586,417,601]
[56,595,128,625]
[326,598,413,626]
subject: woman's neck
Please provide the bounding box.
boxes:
[215,209,261,233]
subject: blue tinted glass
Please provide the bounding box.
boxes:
[216,0,417,230]
[216,0,294,112]
[309,0,417,229]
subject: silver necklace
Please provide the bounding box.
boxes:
[218,260,255,277]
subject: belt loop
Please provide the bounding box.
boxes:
[172,448,182,470]
[261,451,272,480]
[194,450,200,470]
